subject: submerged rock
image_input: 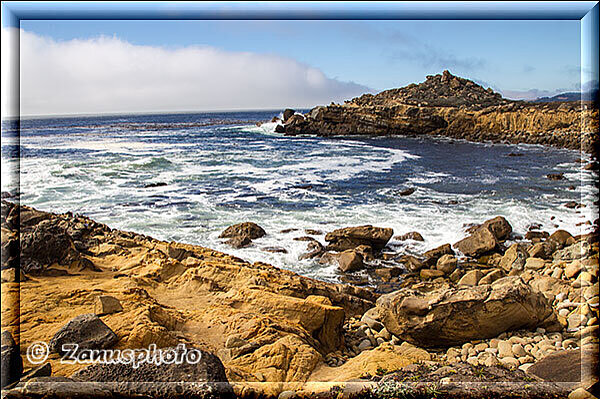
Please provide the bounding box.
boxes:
[219,222,266,240]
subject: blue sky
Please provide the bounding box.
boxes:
[22,19,582,94]
[6,18,586,115]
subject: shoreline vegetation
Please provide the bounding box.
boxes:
[266,70,599,155]
[1,70,599,399]
[1,198,598,398]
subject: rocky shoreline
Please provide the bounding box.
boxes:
[269,71,599,155]
[1,199,599,398]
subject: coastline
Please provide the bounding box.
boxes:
[273,71,599,155]
[2,199,598,398]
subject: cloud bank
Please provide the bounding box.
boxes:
[14,29,371,116]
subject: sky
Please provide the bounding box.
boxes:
[2,19,586,116]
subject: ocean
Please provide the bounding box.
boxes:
[1,110,597,283]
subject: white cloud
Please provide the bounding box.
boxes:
[10,29,371,116]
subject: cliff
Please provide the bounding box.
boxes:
[280,71,599,153]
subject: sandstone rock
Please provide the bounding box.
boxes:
[325,225,393,252]
[337,250,364,272]
[49,314,118,355]
[554,241,591,262]
[436,254,457,274]
[526,231,550,241]
[376,276,561,347]
[395,231,424,241]
[219,222,266,240]
[525,257,547,270]
[457,270,484,286]
[568,388,596,399]
[549,230,575,248]
[479,269,503,285]
[310,342,430,382]
[420,268,445,279]
[480,216,513,241]
[565,260,583,279]
[499,243,528,272]
[423,243,454,266]
[454,227,498,257]
[396,255,425,272]
[528,242,552,259]
[94,295,123,316]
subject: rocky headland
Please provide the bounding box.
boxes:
[272,70,599,154]
[1,199,599,398]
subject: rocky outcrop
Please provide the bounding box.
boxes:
[376,276,561,348]
[278,70,599,152]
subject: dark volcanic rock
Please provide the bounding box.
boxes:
[283,108,295,122]
[49,314,118,355]
[72,345,229,383]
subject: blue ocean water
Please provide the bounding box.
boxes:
[1,111,597,282]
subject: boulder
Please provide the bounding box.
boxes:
[72,345,230,383]
[423,243,454,266]
[325,225,393,252]
[1,331,22,389]
[376,276,561,348]
[420,268,445,279]
[454,227,498,257]
[49,314,118,355]
[499,244,527,272]
[479,269,504,285]
[94,295,123,316]
[528,242,552,259]
[337,250,364,272]
[457,269,484,286]
[396,255,425,272]
[395,232,424,242]
[219,222,266,240]
[525,258,547,270]
[467,216,512,241]
[549,230,575,249]
[436,254,457,274]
